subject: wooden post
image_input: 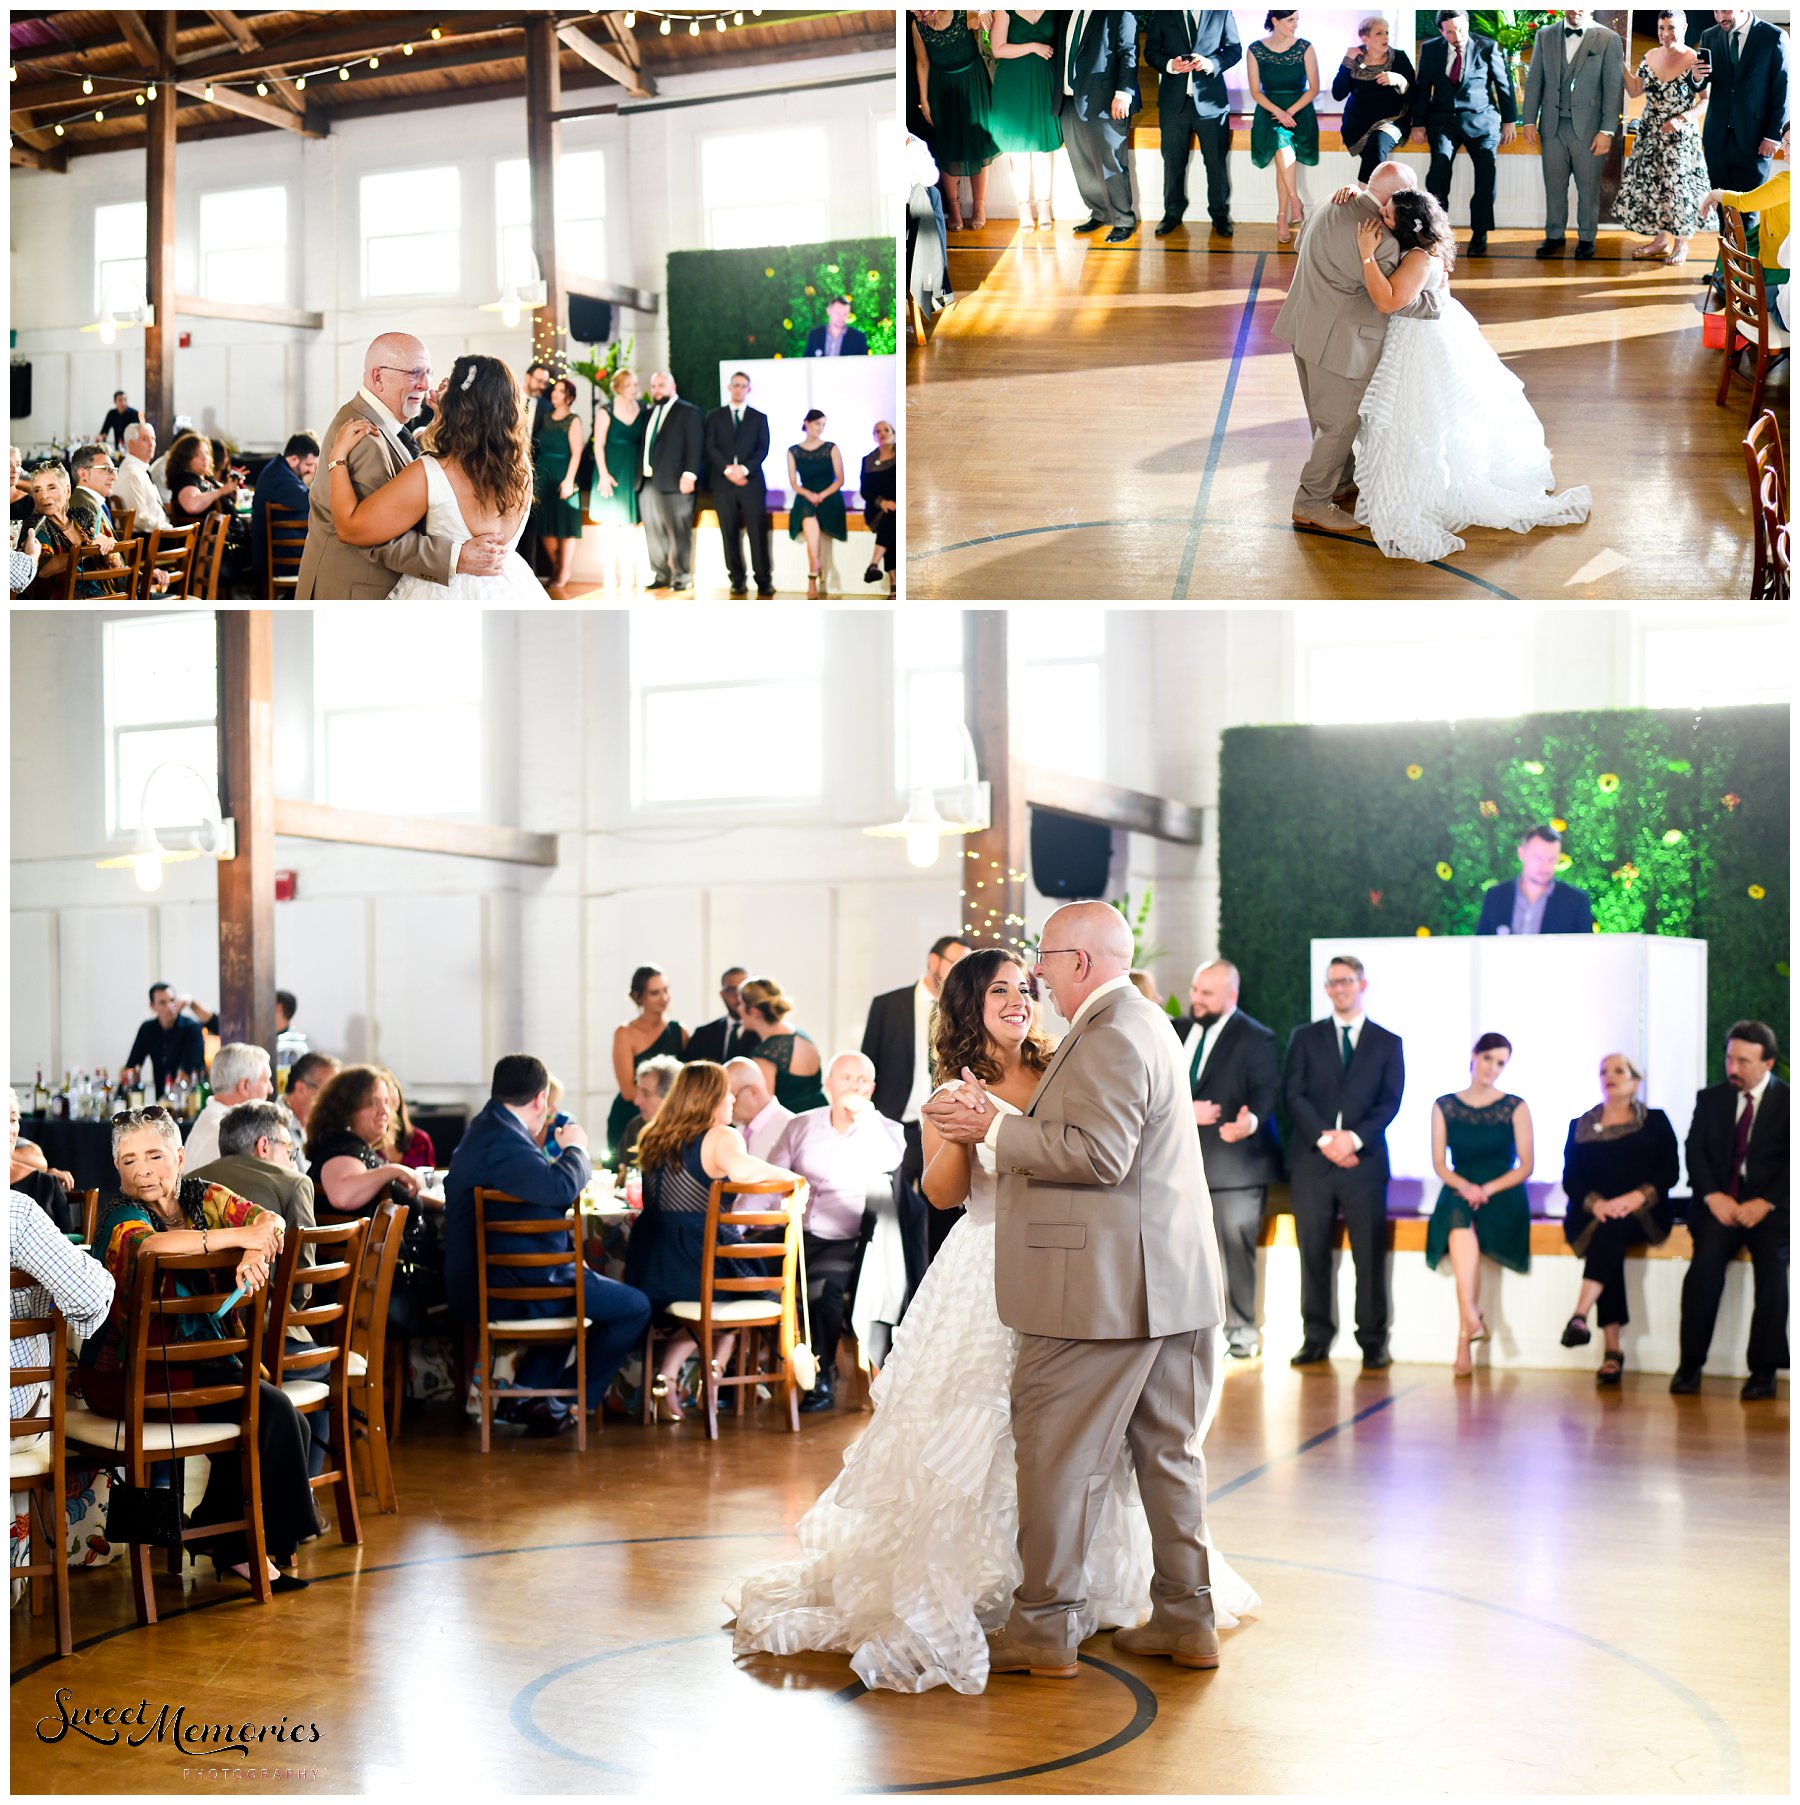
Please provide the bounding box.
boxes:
[961,611,1028,952]
[215,613,277,1059]
[143,11,178,435]
[523,16,563,360]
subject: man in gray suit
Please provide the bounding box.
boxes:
[1270,160,1436,538]
[1522,9,1625,260]
[925,901,1226,1678]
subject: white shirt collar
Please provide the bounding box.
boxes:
[120,454,149,474]
[1189,1002,1236,1037]
[356,385,406,437]
[1067,973,1134,1031]
[76,482,109,505]
[1331,1010,1366,1031]
[1743,1070,1773,1107]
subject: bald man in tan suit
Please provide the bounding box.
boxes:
[926,901,1227,1679]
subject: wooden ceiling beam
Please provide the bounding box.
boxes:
[557,24,655,99]
[173,79,327,137]
[10,141,68,173]
[205,10,264,55]
[9,112,59,152]
[114,11,163,70]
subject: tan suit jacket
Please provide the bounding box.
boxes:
[1270,193,1439,382]
[294,394,457,600]
[992,983,1224,1341]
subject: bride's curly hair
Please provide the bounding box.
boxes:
[931,948,1055,1088]
[417,353,534,523]
[1388,189,1457,273]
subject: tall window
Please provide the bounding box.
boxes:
[94,201,147,316]
[631,611,824,804]
[103,613,218,835]
[1297,617,1528,724]
[700,128,829,248]
[312,608,484,813]
[873,110,901,200]
[494,151,608,289]
[199,186,288,304]
[1640,624,1790,707]
[360,167,461,298]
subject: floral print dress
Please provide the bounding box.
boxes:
[1616,61,1714,238]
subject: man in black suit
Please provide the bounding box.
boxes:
[862,935,970,1291]
[1413,8,1517,255]
[703,372,774,599]
[1695,9,1790,258]
[1053,9,1142,243]
[1281,954,1406,1369]
[637,369,703,593]
[1672,1020,1789,1401]
[1475,824,1596,935]
[1145,9,1242,237]
[803,295,869,357]
[518,362,554,576]
[684,966,760,1065]
[1175,959,1280,1358]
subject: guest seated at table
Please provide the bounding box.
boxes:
[66,442,123,542]
[771,1052,906,1413]
[82,1107,314,1591]
[184,1041,275,1172]
[165,431,250,588]
[113,423,170,533]
[10,526,42,597]
[11,1185,115,1435]
[613,1054,684,1174]
[124,981,210,1098]
[9,445,32,522]
[1558,1052,1680,1385]
[1703,121,1792,328]
[19,462,96,598]
[743,976,828,1114]
[861,420,898,598]
[608,966,688,1161]
[624,1061,798,1423]
[189,1100,315,1246]
[283,1051,340,1176]
[445,1054,653,1435]
[375,1068,436,1171]
[250,433,319,586]
[8,1087,76,1227]
[726,1057,794,1162]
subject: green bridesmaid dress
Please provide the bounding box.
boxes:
[1249,38,1319,168]
[607,1020,685,1160]
[989,11,1063,154]
[915,11,1000,176]
[594,404,646,527]
[532,413,583,538]
[1425,1094,1531,1274]
[788,442,847,542]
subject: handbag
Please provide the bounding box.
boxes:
[102,1264,186,1552]
[787,1197,819,1393]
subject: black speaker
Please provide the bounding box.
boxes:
[10,360,31,419]
[1029,809,1115,901]
[568,294,614,343]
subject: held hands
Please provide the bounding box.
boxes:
[455,536,508,576]
[1319,1130,1360,1168]
[332,418,379,465]
[1704,1190,1740,1227]
[1738,1198,1775,1229]
[1216,1106,1255,1144]
[921,1068,995,1145]
[1455,1177,1489,1209]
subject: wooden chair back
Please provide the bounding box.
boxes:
[345,1200,408,1513]
[263,499,309,595]
[1777,522,1791,601]
[266,1216,367,1547]
[9,1267,72,1655]
[1745,410,1788,599]
[58,536,142,600]
[186,509,231,599]
[111,505,136,541]
[62,1246,272,1621]
[473,1188,591,1452]
[79,1188,100,1247]
[1716,207,1791,421]
[139,524,197,597]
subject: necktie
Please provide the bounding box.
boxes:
[1068,11,1083,90]
[733,407,741,430]
[1731,28,1743,69]
[1730,1093,1755,1198]
[1340,1025,1354,1070]
[1189,1027,1209,1091]
[644,403,665,478]
[397,426,421,460]
[1450,46,1463,85]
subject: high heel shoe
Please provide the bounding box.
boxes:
[1277,221,1293,246]
[650,1375,684,1424]
[1038,199,1055,230]
[806,570,821,600]
[1467,1314,1490,1344]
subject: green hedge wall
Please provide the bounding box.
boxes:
[665,237,897,415]
[1218,707,1790,1085]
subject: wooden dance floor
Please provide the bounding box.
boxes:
[906,221,1771,601]
[12,1362,1787,1794]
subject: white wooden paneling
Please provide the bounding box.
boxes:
[11,912,58,1084]
[275,898,372,1065]
[58,906,154,1076]
[157,900,222,1028]
[176,344,230,439]
[227,344,294,447]
[372,893,484,1084]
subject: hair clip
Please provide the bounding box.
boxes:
[461,364,478,392]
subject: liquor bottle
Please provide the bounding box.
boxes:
[32,1067,46,1115]
[56,1073,72,1120]
[128,1071,145,1111]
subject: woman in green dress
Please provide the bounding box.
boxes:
[912,10,1000,230]
[787,409,846,600]
[1248,10,1320,244]
[595,368,648,598]
[989,10,1062,231]
[741,976,827,1114]
[531,376,587,598]
[608,965,688,1162]
[1426,1033,1535,1377]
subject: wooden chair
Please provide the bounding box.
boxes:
[1776,522,1791,601]
[642,1177,804,1440]
[9,1268,72,1656]
[185,509,231,600]
[79,1188,100,1247]
[63,1246,272,1624]
[265,1217,368,1549]
[1716,207,1790,423]
[473,1187,593,1452]
[138,524,196,598]
[111,505,136,541]
[263,499,309,595]
[1745,409,1788,600]
[57,536,142,600]
[345,1200,407,1514]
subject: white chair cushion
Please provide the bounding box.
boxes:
[346,1350,367,1379]
[1737,319,1792,349]
[11,1439,51,1479]
[65,1407,241,1456]
[488,1316,592,1334]
[665,1298,782,1325]
[280,1379,330,1409]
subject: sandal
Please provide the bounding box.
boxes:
[1661,250,1688,266]
[1631,243,1668,260]
[806,570,821,600]
[863,562,883,584]
[1596,1350,1625,1387]
[1467,1314,1490,1345]
[1561,1315,1592,1348]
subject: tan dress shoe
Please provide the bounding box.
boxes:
[985,1626,1079,1678]
[1291,502,1369,537]
[1113,1621,1221,1669]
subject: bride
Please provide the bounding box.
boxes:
[1348,187,1592,563]
[724,947,1258,1694]
[326,353,549,598]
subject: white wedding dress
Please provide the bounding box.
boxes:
[724,1089,1258,1694]
[1354,257,1592,563]
[387,455,549,599]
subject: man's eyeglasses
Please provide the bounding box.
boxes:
[376,365,432,384]
[1323,976,1361,989]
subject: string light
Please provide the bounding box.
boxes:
[135,91,145,106]
[294,75,305,89]
[146,83,157,99]
[369,55,379,69]
[94,109,103,121]
[204,83,215,100]
[431,25,443,38]
[660,17,671,33]
[9,64,16,82]
[403,43,414,56]
[53,122,64,136]
[255,80,268,95]
[716,16,726,29]
[82,76,93,95]
[339,66,350,81]
[689,19,701,34]
[624,11,636,25]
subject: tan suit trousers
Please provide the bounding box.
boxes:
[1292,353,1368,508]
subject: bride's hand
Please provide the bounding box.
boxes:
[1331,184,1361,206]
[332,419,377,465]
[1355,218,1381,259]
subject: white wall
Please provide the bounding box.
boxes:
[8,49,894,449]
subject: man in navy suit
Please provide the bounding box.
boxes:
[803,295,869,357]
[1475,824,1596,935]
[1281,954,1406,1369]
[1695,9,1790,259]
[1413,7,1517,255]
[1053,9,1141,243]
[1672,1020,1789,1401]
[1145,9,1242,237]
[1175,960,1281,1358]
[250,432,319,590]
